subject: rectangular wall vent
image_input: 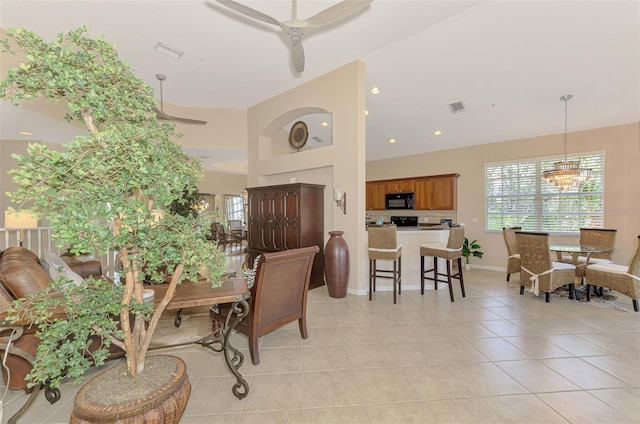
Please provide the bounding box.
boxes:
[449,101,466,113]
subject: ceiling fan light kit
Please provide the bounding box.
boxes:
[153,74,207,125]
[213,0,373,72]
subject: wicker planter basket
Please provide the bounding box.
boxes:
[70,355,191,423]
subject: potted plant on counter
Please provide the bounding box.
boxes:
[1,26,226,422]
[462,237,484,270]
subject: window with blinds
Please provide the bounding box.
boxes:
[485,153,604,234]
[225,194,244,222]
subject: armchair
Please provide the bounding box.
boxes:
[210,246,319,365]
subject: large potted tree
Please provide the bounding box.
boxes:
[0,27,226,422]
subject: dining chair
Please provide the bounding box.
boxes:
[568,228,617,283]
[515,231,576,302]
[585,235,640,312]
[420,224,465,302]
[502,226,522,282]
[368,225,402,304]
[559,228,617,264]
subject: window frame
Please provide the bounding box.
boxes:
[485,151,605,235]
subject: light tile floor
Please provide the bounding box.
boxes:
[2,262,639,424]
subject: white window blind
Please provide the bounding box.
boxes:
[225,195,244,222]
[485,153,604,233]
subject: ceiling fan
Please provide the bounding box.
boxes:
[152,74,207,125]
[213,0,373,73]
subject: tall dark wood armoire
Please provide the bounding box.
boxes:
[246,183,325,289]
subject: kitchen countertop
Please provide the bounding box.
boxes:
[367,224,450,231]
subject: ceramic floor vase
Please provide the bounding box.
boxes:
[324,231,350,298]
[70,355,191,424]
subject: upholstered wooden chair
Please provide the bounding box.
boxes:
[368,225,403,304]
[210,246,319,365]
[502,226,522,282]
[585,235,640,312]
[420,225,465,302]
[515,231,576,302]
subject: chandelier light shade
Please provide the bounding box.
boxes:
[542,94,593,191]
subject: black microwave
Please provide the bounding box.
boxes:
[385,192,414,209]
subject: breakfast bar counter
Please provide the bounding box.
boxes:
[366,226,450,291]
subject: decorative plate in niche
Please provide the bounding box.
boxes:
[289,121,308,151]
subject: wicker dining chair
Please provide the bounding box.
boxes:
[420,224,465,302]
[368,225,402,304]
[585,235,640,312]
[515,231,576,302]
[502,226,522,282]
[559,228,617,264]
[568,228,618,282]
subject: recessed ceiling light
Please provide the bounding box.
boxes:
[18,131,32,136]
[364,110,370,116]
[320,122,329,127]
[369,86,381,95]
[388,138,397,144]
[153,41,184,59]
[433,130,443,136]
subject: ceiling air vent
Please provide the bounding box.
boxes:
[448,101,466,113]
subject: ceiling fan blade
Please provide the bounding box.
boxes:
[154,74,207,125]
[304,0,372,27]
[156,110,208,125]
[291,39,305,73]
[214,0,281,26]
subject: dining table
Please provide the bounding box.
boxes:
[549,242,615,300]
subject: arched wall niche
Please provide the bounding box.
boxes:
[260,106,333,160]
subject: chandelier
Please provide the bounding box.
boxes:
[542,94,592,191]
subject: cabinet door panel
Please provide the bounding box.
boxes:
[413,179,431,210]
[247,191,267,249]
[366,181,386,210]
[385,180,414,193]
[430,177,456,210]
[270,191,287,250]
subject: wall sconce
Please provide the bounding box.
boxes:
[4,209,39,246]
[333,189,346,215]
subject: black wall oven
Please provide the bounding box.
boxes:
[385,192,414,210]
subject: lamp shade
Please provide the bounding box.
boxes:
[4,210,39,229]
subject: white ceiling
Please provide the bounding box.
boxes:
[1,0,638,173]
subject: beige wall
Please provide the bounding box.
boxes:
[246,61,368,293]
[367,122,640,269]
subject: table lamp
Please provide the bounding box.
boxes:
[4,210,39,246]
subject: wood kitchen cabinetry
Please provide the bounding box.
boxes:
[385,180,414,193]
[366,181,386,210]
[414,174,459,210]
[367,173,458,211]
[246,183,325,289]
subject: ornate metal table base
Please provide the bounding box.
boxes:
[198,300,249,399]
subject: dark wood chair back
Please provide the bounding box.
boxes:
[211,245,319,365]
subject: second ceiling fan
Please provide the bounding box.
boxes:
[153,74,207,125]
[213,0,373,73]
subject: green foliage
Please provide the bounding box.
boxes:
[1,27,226,385]
[462,237,483,264]
[169,187,206,219]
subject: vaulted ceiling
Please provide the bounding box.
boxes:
[1,1,638,173]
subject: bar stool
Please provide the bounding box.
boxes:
[368,225,402,304]
[420,225,465,302]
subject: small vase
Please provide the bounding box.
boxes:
[324,231,350,298]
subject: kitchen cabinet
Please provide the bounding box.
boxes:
[366,181,386,210]
[385,179,414,193]
[246,183,325,289]
[414,174,459,210]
